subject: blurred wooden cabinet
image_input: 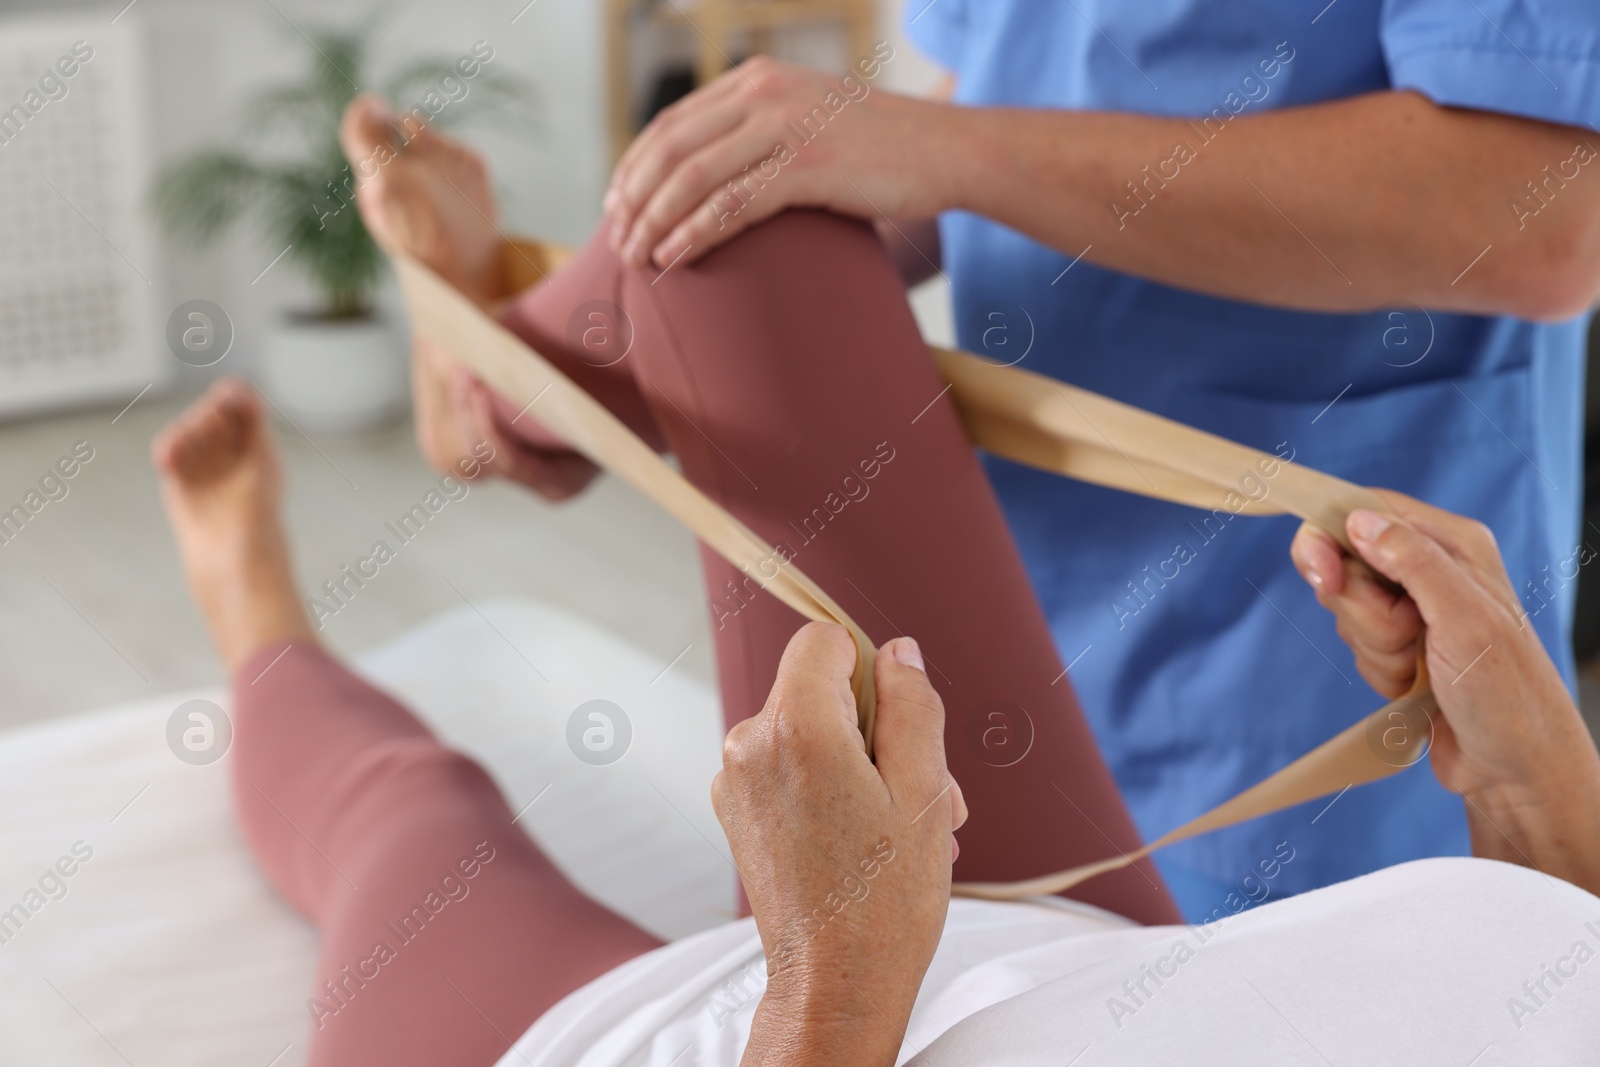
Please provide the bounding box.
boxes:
[605,0,876,162]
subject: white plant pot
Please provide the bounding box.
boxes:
[260,312,406,433]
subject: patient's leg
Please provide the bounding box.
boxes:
[499,211,1182,925]
[337,101,1174,920]
[154,383,661,1067]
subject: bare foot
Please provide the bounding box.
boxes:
[339,93,508,308]
[341,94,519,479]
[153,380,315,671]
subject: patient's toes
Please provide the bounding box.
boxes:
[151,381,310,665]
[339,96,502,302]
[339,94,400,172]
[154,380,268,487]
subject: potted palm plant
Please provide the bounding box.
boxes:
[154,17,526,431]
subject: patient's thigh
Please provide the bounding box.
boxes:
[611,210,1179,924]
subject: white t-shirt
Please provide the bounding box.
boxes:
[498,858,1600,1066]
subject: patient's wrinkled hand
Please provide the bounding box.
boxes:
[1299,491,1600,892]
[423,345,598,502]
[713,624,965,1065]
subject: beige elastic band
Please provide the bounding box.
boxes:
[397,240,1438,901]
[399,253,878,735]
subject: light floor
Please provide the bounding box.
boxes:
[3,381,1597,743]
[0,387,715,729]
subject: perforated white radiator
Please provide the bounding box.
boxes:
[0,13,163,418]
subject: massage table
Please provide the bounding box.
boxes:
[0,599,729,1067]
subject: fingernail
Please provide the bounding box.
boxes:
[603,188,618,212]
[892,636,925,673]
[653,239,683,268]
[951,837,960,863]
[1302,558,1324,588]
[1348,509,1393,546]
[622,237,646,266]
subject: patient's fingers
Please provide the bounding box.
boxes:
[873,638,962,866]
[770,621,868,745]
[871,638,950,817]
[714,623,866,839]
[453,376,598,500]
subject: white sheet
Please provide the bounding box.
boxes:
[500,857,1600,1066]
[0,599,730,1067]
[7,598,1596,1066]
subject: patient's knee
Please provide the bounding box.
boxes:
[352,739,503,816]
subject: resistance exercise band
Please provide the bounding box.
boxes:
[395,239,1437,901]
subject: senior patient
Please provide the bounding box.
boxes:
[157,383,1600,1065]
[154,106,1600,1064]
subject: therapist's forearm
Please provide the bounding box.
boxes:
[876,215,942,287]
[935,89,1600,320]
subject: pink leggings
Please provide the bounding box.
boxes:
[232,211,1178,1067]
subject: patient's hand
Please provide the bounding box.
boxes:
[1297,492,1600,894]
[414,341,599,501]
[714,624,966,1066]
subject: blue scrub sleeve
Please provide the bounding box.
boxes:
[1382,0,1600,128]
[902,0,967,73]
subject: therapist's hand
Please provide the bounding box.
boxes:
[713,624,966,1067]
[603,55,956,270]
[1301,492,1600,894]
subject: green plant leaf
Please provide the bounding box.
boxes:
[150,14,532,317]
[151,151,274,245]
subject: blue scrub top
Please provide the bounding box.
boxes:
[907,0,1600,920]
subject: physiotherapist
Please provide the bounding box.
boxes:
[600,0,1600,918]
